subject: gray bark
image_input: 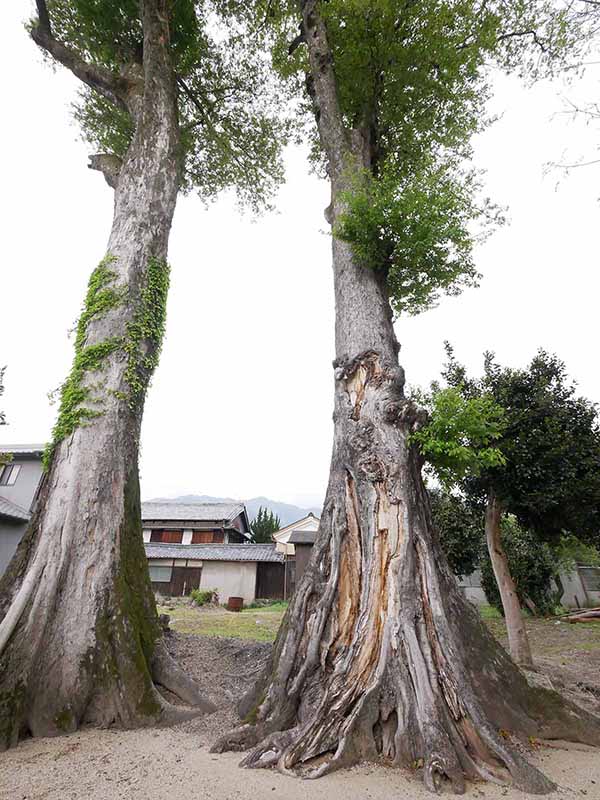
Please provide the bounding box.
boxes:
[0,1,214,748]
[211,1,600,793]
[485,492,534,668]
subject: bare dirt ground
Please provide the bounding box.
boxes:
[2,622,600,800]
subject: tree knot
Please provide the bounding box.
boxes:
[88,153,123,189]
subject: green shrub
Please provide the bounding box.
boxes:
[190,588,218,606]
[481,518,557,616]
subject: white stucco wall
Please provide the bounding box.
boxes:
[200,561,257,606]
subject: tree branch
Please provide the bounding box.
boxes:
[31,0,129,110]
[496,29,549,54]
[288,23,306,55]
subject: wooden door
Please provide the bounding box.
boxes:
[256,562,285,600]
[171,566,202,596]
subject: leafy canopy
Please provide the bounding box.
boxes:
[412,385,506,489]
[423,344,600,546]
[254,0,586,314]
[35,1,288,210]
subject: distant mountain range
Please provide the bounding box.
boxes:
[149,494,322,527]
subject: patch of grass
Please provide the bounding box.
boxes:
[157,598,600,658]
[157,603,285,642]
[482,614,600,657]
[479,604,502,619]
[241,601,288,614]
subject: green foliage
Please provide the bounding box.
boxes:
[43,253,170,468]
[190,588,218,606]
[552,534,600,575]
[429,488,483,579]
[439,347,600,547]
[480,517,557,616]
[44,256,123,469]
[40,0,289,211]
[412,387,506,489]
[336,162,494,315]
[123,257,170,410]
[257,0,594,314]
[250,506,282,544]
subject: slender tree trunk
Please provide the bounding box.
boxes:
[212,1,600,793]
[0,3,213,749]
[485,493,534,668]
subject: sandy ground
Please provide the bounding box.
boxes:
[1,727,599,800]
[1,631,599,800]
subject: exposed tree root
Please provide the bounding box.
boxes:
[151,639,217,713]
[211,353,600,795]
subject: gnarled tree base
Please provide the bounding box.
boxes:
[211,357,600,795]
[0,457,215,750]
[213,539,599,793]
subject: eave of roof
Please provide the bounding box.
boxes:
[141,501,245,522]
[287,529,317,545]
[0,497,31,522]
[273,513,321,540]
[0,443,45,457]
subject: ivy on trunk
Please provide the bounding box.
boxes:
[0,0,286,748]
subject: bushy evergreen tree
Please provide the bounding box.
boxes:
[251,506,282,544]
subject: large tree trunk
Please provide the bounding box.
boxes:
[0,3,213,749]
[485,492,534,668]
[211,1,600,793]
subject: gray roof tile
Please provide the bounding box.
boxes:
[141,501,245,523]
[145,542,283,563]
[288,529,317,545]
[0,497,31,522]
[0,444,45,456]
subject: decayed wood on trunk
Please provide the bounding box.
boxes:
[212,2,600,793]
[485,492,534,668]
[0,1,214,748]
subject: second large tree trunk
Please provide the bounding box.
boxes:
[485,492,534,668]
[210,2,600,792]
[0,6,213,748]
[212,222,600,795]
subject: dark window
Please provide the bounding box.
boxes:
[150,529,164,543]
[0,464,21,486]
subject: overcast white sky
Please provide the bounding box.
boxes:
[2,6,599,508]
